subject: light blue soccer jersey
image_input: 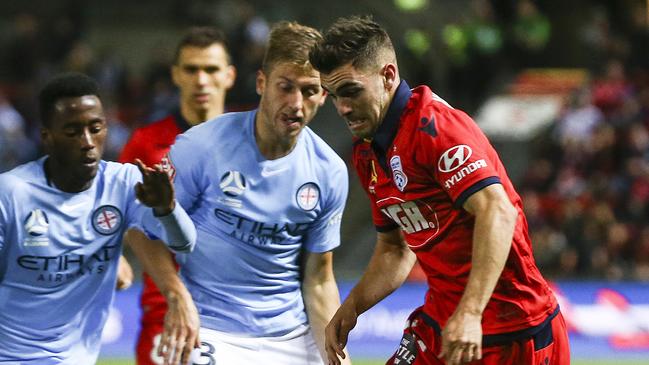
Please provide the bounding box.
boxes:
[0,158,179,364]
[170,110,348,336]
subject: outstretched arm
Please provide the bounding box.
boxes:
[325,229,416,365]
[124,229,199,365]
[302,251,351,365]
[440,183,517,365]
[134,159,196,253]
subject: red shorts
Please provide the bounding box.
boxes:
[387,306,570,365]
[136,320,164,365]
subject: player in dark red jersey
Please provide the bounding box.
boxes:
[118,26,236,365]
[309,16,570,365]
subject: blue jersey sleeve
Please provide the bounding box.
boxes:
[0,175,15,252]
[119,163,196,252]
[303,163,349,253]
[168,132,206,213]
[119,163,147,232]
[0,195,6,252]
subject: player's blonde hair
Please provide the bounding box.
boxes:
[262,21,322,75]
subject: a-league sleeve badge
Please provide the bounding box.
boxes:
[92,205,123,235]
[296,182,320,211]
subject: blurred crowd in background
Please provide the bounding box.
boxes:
[1,0,648,281]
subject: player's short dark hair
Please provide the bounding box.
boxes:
[262,21,322,75]
[39,72,99,127]
[174,26,230,64]
[309,15,396,74]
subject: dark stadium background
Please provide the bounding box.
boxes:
[1,0,648,363]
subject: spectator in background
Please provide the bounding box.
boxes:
[511,0,551,67]
[117,26,235,365]
[0,92,37,172]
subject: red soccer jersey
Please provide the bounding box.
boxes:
[352,81,557,335]
[118,111,191,323]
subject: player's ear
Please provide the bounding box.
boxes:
[171,64,181,87]
[41,127,52,152]
[225,65,237,90]
[318,88,328,106]
[382,63,397,90]
[255,69,266,96]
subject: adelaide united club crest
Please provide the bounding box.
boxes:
[390,155,408,192]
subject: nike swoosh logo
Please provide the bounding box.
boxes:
[60,201,87,213]
[260,166,290,178]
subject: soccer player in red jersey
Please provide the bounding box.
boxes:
[118,27,235,365]
[310,16,570,365]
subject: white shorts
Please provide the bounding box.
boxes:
[189,324,324,365]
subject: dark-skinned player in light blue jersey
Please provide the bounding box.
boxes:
[0,73,196,365]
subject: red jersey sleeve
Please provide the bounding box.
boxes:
[428,105,501,207]
[118,129,144,164]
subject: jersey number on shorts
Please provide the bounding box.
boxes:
[192,342,216,365]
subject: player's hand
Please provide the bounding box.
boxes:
[134,158,175,215]
[324,301,357,365]
[115,255,133,290]
[440,310,482,365]
[158,289,200,365]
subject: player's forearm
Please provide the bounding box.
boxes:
[152,202,196,253]
[303,276,350,364]
[457,198,517,315]
[346,236,416,315]
[124,229,188,300]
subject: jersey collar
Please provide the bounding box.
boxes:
[371,80,411,172]
[372,80,411,152]
[172,108,192,132]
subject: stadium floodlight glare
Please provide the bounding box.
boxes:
[394,0,428,12]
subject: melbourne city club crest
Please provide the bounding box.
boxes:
[92,205,123,235]
[390,155,408,192]
[296,182,320,211]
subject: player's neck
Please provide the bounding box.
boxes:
[44,157,94,193]
[181,104,223,126]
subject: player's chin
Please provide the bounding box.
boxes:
[76,163,99,180]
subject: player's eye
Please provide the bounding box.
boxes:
[183,65,198,74]
[302,87,320,98]
[63,128,79,137]
[279,82,293,92]
[340,88,361,98]
[204,66,220,74]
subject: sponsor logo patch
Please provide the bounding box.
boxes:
[92,205,123,235]
[296,183,320,211]
[438,145,472,172]
[219,171,247,197]
[24,209,50,246]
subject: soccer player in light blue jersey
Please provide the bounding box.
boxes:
[136,21,351,365]
[0,73,197,365]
